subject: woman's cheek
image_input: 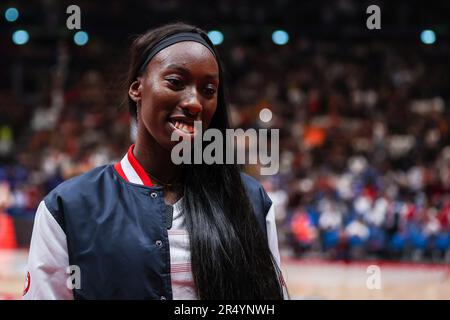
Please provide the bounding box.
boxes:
[205,103,217,126]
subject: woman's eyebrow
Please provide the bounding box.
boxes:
[165,64,189,73]
[165,64,219,80]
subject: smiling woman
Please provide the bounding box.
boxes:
[22,22,288,300]
[130,38,219,151]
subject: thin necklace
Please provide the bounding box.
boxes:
[146,171,183,188]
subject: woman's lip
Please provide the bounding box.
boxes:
[169,116,195,126]
[168,121,196,139]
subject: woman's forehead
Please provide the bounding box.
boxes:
[148,41,218,72]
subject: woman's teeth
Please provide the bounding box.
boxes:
[173,121,194,134]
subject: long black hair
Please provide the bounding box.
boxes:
[126,22,284,300]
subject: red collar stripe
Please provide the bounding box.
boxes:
[113,162,129,182]
[126,146,153,186]
[114,145,153,187]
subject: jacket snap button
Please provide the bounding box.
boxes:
[150,192,158,198]
[155,240,162,247]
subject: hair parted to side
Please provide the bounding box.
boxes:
[125,22,285,300]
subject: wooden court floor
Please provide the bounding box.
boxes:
[1,249,449,300]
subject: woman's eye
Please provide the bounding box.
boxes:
[204,86,217,96]
[166,78,183,88]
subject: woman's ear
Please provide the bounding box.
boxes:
[128,79,141,103]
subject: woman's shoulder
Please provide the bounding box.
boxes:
[240,172,273,214]
[50,165,112,194]
[37,164,114,231]
[240,171,261,189]
[43,165,113,209]
[240,172,268,195]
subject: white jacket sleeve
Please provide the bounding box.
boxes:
[22,201,73,300]
[266,204,289,299]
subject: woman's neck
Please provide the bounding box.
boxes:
[133,135,184,185]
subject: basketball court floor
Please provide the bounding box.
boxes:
[1,249,449,300]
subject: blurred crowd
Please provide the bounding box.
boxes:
[1,5,450,262]
[237,40,450,263]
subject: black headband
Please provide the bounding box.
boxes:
[139,32,216,74]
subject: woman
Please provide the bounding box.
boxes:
[23,22,287,300]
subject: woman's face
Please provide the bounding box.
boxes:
[130,41,219,152]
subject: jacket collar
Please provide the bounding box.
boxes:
[114,144,154,187]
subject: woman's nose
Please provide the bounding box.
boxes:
[180,89,202,117]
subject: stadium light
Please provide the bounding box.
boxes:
[420,29,436,45]
[74,31,89,46]
[12,30,29,45]
[272,30,289,45]
[207,30,223,45]
[5,7,19,22]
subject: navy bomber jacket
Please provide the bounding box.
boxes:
[22,145,282,300]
